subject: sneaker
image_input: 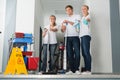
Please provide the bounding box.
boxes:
[37,71,43,75]
[82,71,92,75]
[66,71,73,75]
[75,70,81,75]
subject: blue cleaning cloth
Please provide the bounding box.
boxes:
[83,19,88,25]
[73,20,80,32]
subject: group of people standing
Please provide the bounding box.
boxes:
[40,5,92,75]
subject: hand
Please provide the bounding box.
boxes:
[61,24,66,32]
[44,28,48,32]
[62,23,65,26]
[63,20,69,23]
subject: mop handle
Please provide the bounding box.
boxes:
[63,23,68,70]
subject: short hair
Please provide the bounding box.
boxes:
[65,5,73,10]
[82,5,89,10]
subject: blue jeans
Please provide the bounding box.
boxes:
[66,37,80,72]
[81,35,91,71]
[41,44,57,72]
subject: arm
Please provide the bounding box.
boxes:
[50,26,58,32]
[61,23,66,32]
[67,21,74,25]
[42,29,48,37]
[63,20,74,26]
[61,19,75,32]
[86,15,91,22]
[42,32,46,37]
[86,18,90,22]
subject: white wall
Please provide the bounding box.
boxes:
[0,0,6,72]
[34,0,44,57]
[15,0,35,33]
[2,0,17,71]
[15,0,44,57]
[85,0,112,73]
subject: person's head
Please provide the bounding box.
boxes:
[65,5,73,16]
[81,5,89,16]
[49,15,56,26]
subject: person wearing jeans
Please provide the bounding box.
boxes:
[49,44,57,71]
[41,15,58,73]
[61,5,81,74]
[66,37,80,72]
[80,5,92,75]
[42,44,57,72]
[81,36,91,72]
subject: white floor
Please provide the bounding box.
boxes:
[0,73,120,79]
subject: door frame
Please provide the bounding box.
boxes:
[0,0,6,72]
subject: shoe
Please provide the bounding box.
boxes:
[75,70,81,75]
[82,71,92,75]
[37,71,43,75]
[66,71,73,75]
